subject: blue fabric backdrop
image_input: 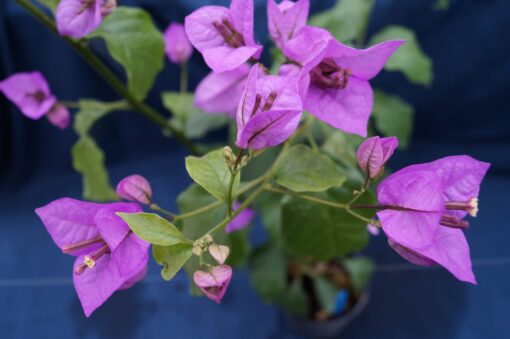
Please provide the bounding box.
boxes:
[1,0,509,338]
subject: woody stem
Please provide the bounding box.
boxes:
[14,0,200,155]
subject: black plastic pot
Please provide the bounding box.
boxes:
[283,292,370,338]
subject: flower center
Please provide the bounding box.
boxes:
[250,91,278,118]
[27,90,46,103]
[213,19,245,48]
[74,243,111,275]
[310,58,351,90]
[445,198,479,217]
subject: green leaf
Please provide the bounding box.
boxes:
[281,193,370,260]
[162,92,228,139]
[227,229,250,267]
[153,244,193,281]
[369,26,433,86]
[90,7,165,100]
[117,212,190,246]
[276,278,309,317]
[178,184,247,294]
[71,137,117,201]
[74,100,127,136]
[275,145,346,192]
[37,0,59,13]
[343,257,374,294]
[313,276,338,313]
[71,100,126,201]
[250,243,287,302]
[309,0,375,44]
[434,0,450,10]
[372,90,414,149]
[178,184,226,239]
[185,148,240,202]
[321,132,359,167]
[254,191,283,240]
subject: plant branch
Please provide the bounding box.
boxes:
[265,186,379,225]
[14,0,199,155]
[227,148,245,216]
[172,175,268,222]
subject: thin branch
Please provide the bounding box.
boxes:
[14,0,199,154]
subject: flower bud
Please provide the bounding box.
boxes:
[46,103,71,129]
[357,136,398,179]
[116,175,153,205]
[164,23,193,64]
[367,224,380,236]
[223,146,235,167]
[209,244,230,264]
[193,265,232,303]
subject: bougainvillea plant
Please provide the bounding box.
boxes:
[4,0,487,320]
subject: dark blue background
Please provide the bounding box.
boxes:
[1,0,509,338]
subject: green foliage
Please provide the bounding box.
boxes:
[153,244,194,281]
[177,184,250,293]
[313,276,338,313]
[91,7,165,100]
[162,92,228,139]
[370,26,433,86]
[275,145,346,192]
[254,191,283,240]
[185,148,240,202]
[37,0,59,13]
[72,137,117,201]
[117,212,191,246]
[373,90,414,149]
[309,0,375,45]
[72,100,126,201]
[281,193,371,261]
[250,243,287,301]
[343,256,374,294]
[434,0,450,10]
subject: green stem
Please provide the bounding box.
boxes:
[150,203,177,219]
[265,186,377,225]
[14,0,199,155]
[180,62,188,94]
[60,100,81,109]
[227,148,245,216]
[198,134,295,240]
[172,175,268,222]
[306,130,319,152]
[202,177,270,238]
[265,186,347,209]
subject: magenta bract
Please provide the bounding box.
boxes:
[267,0,309,48]
[376,155,490,283]
[46,103,71,129]
[195,64,251,116]
[235,64,303,150]
[284,26,404,137]
[35,198,149,317]
[116,174,153,205]
[193,265,233,303]
[56,0,116,39]
[164,23,193,64]
[0,71,57,120]
[357,136,399,179]
[226,202,255,233]
[185,0,263,73]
